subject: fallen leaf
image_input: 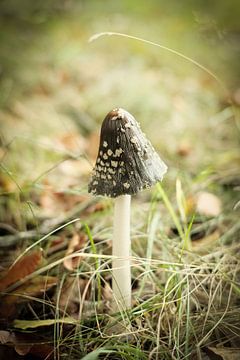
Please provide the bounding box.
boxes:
[102,282,112,301]
[8,275,57,301]
[0,250,42,291]
[0,276,57,319]
[208,347,240,360]
[56,277,91,314]
[0,330,54,359]
[14,344,32,356]
[177,141,192,157]
[196,191,222,217]
[0,302,17,319]
[0,331,31,356]
[39,181,86,217]
[57,132,86,152]
[26,343,54,359]
[85,202,107,214]
[47,236,67,255]
[191,229,220,251]
[0,330,15,344]
[0,331,30,356]
[64,233,87,271]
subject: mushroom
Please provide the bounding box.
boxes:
[88,108,167,310]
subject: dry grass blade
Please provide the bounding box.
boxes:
[88,31,230,98]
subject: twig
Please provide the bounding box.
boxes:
[0,197,97,248]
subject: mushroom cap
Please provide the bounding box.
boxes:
[88,108,167,198]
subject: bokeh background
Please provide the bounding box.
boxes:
[0,0,239,227]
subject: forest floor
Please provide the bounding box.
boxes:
[0,2,240,359]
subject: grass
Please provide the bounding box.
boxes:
[2,185,239,358]
[0,1,239,359]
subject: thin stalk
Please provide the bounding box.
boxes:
[157,183,185,241]
[85,224,102,302]
[112,194,131,310]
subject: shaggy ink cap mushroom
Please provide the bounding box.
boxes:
[88,108,167,198]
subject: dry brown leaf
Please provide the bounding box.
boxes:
[0,331,53,359]
[177,141,192,157]
[26,343,54,359]
[192,229,220,252]
[0,330,15,344]
[85,201,107,214]
[56,277,91,315]
[64,233,87,271]
[14,344,32,356]
[11,275,57,299]
[0,276,57,319]
[103,282,112,301]
[57,132,86,152]
[0,331,31,356]
[0,250,42,291]
[208,347,240,360]
[0,302,17,319]
[47,236,67,255]
[39,181,86,217]
[196,192,222,217]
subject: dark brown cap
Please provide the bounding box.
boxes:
[88,108,167,198]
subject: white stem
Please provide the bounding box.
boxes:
[112,194,131,310]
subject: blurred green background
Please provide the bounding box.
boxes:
[0,0,239,227]
[0,0,239,102]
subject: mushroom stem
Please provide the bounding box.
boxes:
[112,194,131,310]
